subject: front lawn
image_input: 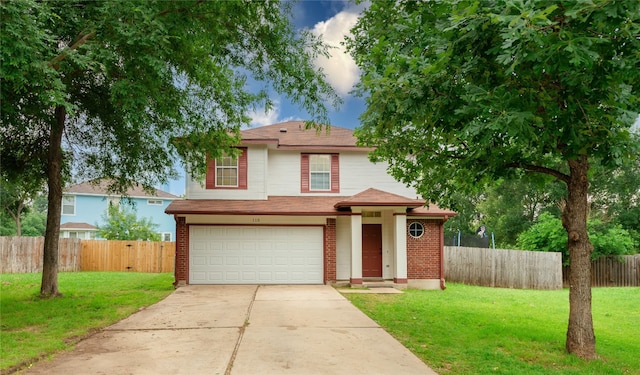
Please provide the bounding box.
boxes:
[344,284,640,375]
[0,272,174,372]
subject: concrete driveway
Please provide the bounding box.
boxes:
[22,285,437,374]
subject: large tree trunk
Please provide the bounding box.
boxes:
[15,205,22,236]
[562,155,596,359]
[9,202,24,236]
[40,105,66,298]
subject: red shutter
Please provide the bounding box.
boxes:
[330,153,340,193]
[238,147,248,189]
[205,157,215,189]
[301,154,310,193]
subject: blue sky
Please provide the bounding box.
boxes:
[245,0,367,130]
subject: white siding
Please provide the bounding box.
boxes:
[339,151,418,198]
[267,150,302,196]
[266,149,418,198]
[186,147,419,200]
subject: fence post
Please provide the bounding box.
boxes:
[491,246,496,287]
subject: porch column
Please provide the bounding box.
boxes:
[350,213,363,285]
[393,212,408,283]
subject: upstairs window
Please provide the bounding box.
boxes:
[62,195,75,215]
[216,155,238,187]
[206,148,247,190]
[309,154,331,190]
[301,153,339,193]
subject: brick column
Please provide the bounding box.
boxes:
[174,216,189,287]
[407,220,441,279]
[324,218,337,284]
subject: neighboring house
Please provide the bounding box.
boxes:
[61,180,180,241]
[165,121,456,289]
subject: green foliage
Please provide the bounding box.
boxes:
[0,179,46,236]
[0,210,16,236]
[347,0,639,206]
[344,285,640,374]
[1,0,339,196]
[0,272,174,371]
[348,3,638,355]
[20,211,46,237]
[97,204,160,241]
[516,212,567,255]
[517,212,635,264]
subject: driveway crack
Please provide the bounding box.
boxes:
[224,285,259,375]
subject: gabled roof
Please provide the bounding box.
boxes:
[334,188,424,208]
[60,222,97,230]
[241,121,368,150]
[65,180,179,199]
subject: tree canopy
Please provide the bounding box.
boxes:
[97,204,160,241]
[347,0,639,359]
[1,0,338,297]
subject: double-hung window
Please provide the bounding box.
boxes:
[215,155,238,187]
[62,195,75,215]
[309,154,331,190]
[301,153,339,193]
[205,148,248,190]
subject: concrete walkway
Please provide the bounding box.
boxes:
[22,285,437,374]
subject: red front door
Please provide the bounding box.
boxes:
[362,224,382,277]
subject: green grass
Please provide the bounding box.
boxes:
[0,272,174,372]
[344,284,640,375]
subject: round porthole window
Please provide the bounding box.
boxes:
[408,222,424,238]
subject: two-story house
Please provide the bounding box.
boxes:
[165,121,455,289]
[61,180,180,241]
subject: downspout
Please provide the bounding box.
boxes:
[440,216,447,290]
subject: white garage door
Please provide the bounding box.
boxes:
[190,226,324,284]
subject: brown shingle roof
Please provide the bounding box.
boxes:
[65,180,179,199]
[335,188,425,208]
[166,196,348,216]
[166,191,456,218]
[241,121,367,150]
[60,222,97,230]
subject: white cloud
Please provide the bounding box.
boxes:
[246,98,300,128]
[311,5,364,97]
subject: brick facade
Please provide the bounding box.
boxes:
[174,216,189,286]
[407,219,442,279]
[324,218,337,283]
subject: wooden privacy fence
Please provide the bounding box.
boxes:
[444,246,563,290]
[81,240,175,273]
[563,255,640,287]
[0,237,174,273]
[0,236,82,273]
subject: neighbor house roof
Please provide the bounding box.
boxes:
[60,222,97,230]
[241,121,369,150]
[65,180,179,199]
